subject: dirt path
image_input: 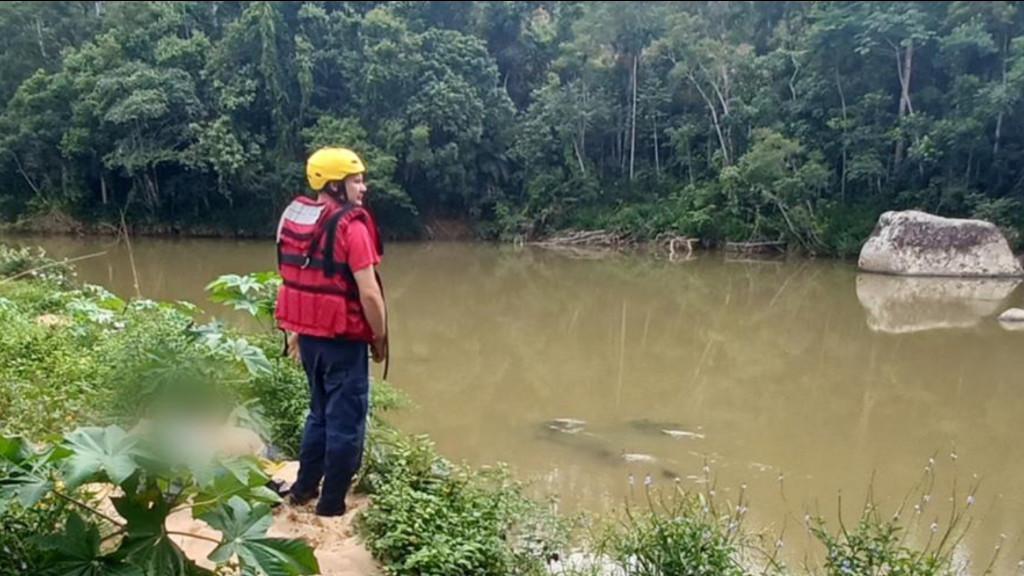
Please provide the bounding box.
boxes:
[95,460,382,575]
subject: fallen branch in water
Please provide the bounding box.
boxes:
[655,233,700,259]
[724,241,787,255]
[532,229,631,248]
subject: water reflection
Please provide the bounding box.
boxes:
[856,273,1021,334]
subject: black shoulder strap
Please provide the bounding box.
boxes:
[312,204,357,278]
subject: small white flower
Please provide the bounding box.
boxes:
[931,522,939,532]
[628,474,635,486]
[914,504,922,515]
[673,477,681,484]
[113,321,126,330]
[709,489,716,497]
[644,475,653,487]
[923,494,932,503]
[929,457,936,466]
[775,539,785,550]
[703,465,711,474]
[950,451,958,461]
[967,495,976,507]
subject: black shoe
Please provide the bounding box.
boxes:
[288,487,320,507]
[314,501,347,517]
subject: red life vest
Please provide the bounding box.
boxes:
[274,196,382,341]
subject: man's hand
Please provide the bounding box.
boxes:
[287,331,301,363]
[371,335,388,364]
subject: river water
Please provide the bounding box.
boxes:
[7,234,1024,572]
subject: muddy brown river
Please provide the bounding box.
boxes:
[7,234,1024,572]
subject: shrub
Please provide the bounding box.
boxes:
[358,429,568,576]
[584,485,754,576]
[0,244,74,287]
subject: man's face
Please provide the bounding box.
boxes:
[344,174,368,206]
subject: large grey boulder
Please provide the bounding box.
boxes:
[859,211,1023,277]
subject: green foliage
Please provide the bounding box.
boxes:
[809,502,965,576]
[358,429,568,576]
[0,244,74,286]
[0,425,319,576]
[0,497,73,575]
[2,2,1021,250]
[205,272,281,323]
[585,487,754,576]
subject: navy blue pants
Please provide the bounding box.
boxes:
[291,335,369,514]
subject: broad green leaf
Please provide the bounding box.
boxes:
[62,427,139,490]
[240,537,320,576]
[0,443,54,508]
[0,435,34,464]
[109,480,191,576]
[192,472,253,518]
[117,534,194,576]
[201,497,273,560]
[0,473,53,508]
[111,493,171,539]
[226,338,272,376]
[82,284,127,311]
[222,456,269,487]
[201,497,318,575]
[35,513,143,576]
[197,496,313,569]
[192,464,279,519]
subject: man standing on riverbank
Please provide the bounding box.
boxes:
[274,147,387,516]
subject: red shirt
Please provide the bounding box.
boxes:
[335,211,381,341]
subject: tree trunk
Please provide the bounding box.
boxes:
[994,33,1008,156]
[94,1,103,16]
[60,161,68,200]
[653,114,660,179]
[687,139,694,186]
[836,68,848,202]
[789,53,800,102]
[894,40,915,166]
[580,81,587,154]
[689,73,730,166]
[11,152,42,197]
[100,174,109,205]
[35,17,47,59]
[630,54,638,182]
[573,139,586,175]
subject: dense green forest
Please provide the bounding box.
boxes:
[1,1,1023,253]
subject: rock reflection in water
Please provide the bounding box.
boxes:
[856,274,1020,334]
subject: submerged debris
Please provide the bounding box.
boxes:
[546,418,587,434]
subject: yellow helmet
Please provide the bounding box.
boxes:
[305,147,366,191]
